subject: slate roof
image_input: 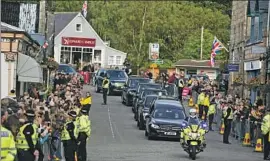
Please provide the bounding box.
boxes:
[29,33,45,46]
[54,12,78,36]
[1,22,24,32]
[174,59,221,68]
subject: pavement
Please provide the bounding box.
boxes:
[85,85,263,161]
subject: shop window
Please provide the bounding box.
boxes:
[108,56,114,65]
[60,46,71,64]
[76,24,82,32]
[116,56,121,65]
[82,48,93,65]
[72,47,82,64]
[94,50,101,62]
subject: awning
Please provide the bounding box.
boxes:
[17,53,43,83]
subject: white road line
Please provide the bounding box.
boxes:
[107,106,115,139]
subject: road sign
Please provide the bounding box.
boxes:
[227,64,239,72]
[152,59,163,64]
[149,43,159,60]
[150,63,158,68]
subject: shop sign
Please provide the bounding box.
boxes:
[244,60,261,71]
[227,64,239,72]
[62,37,96,47]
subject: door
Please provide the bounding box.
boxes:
[248,70,260,105]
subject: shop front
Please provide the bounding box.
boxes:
[244,60,262,105]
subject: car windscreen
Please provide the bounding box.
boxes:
[145,96,157,107]
[107,70,127,79]
[129,79,150,88]
[142,90,167,98]
[138,84,162,93]
[164,84,178,96]
[153,108,185,120]
[58,65,76,73]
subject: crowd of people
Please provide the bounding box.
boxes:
[159,71,270,160]
[1,72,92,161]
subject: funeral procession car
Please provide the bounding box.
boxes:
[132,83,162,112]
[145,100,186,140]
[121,77,150,106]
[94,69,128,95]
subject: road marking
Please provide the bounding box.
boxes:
[107,105,115,139]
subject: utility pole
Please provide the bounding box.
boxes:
[200,26,204,60]
[43,0,48,62]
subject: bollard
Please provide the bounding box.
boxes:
[254,138,263,152]
[220,122,225,135]
[243,132,251,146]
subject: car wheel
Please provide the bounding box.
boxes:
[139,115,144,130]
[148,134,154,140]
[145,129,148,136]
[125,97,129,106]
[136,120,139,127]
[121,93,125,104]
[95,83,100,93]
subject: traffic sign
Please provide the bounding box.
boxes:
[149,43,160,60]
[152,59,163,64]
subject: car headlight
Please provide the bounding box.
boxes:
[197,133,201,137]
[151,124,159,129]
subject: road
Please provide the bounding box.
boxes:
[85,85,262,161]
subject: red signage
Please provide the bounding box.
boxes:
[61,37,96,47]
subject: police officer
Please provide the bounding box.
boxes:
[77,106,91,161]
[223,101,233,144]
[16,109,39,161]
[80,92,92,113]
[61,110,78,161]
[1,109,17,161]
[102,74,110,105]
[261,108,270,160]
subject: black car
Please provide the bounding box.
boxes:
[134,88,167,121]
[163,83,179,99]
[121,77,150,106]
[145,100,186,140]
[94,69,128,95]
[132,83,162,112]
[137,95,158,130]
[149,95,182,112]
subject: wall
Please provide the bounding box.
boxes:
[1,1,40,33]
[1,53,16,98]
[105,47,126,68]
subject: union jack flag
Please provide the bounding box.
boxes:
[210,36,228,67]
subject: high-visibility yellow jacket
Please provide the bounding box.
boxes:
[61,121,78,141]
[1,126,17,161]
[16,123,38,150]
[208,104,216,116]
[203,96,210,107]
[77,115,91,137]
[102,79,110,89]
[80,96,92,105]
[261,114,270,135]
[197,93,205,105]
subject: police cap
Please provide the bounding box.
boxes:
[68,110,77,118]
[81,106,88,114]
[25,109,35,117]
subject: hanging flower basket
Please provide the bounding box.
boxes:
[232,76,243,85]
[246,77,262,89]
[47,57,59,70]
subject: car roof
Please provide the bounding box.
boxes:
[154,100,183,109]
[129,77,149,80]
[142,88,165,92]
[139,83,160,86]
[156,96,177,99]
[99,68,124,72]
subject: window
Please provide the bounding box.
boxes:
[60,47,71,64]
[108,56,114,65]
[82,48,93,65]
[76,24,82,32]
[94,50,101,62]
[116,56,121,65]
[250,15,263,43]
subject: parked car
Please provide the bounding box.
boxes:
[136,95,158,130]
[58,64,83,79]
[94,69,128,95]
[121,77,150,106]
[145,100,186,140]
[134,88,167,121]
[132,83,162,113]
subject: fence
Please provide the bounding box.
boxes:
[215,108,263,149]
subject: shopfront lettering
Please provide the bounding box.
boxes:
[61,37,96,47]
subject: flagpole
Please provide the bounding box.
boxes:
[200,26,204,60]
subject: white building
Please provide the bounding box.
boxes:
[53,12,127,69]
